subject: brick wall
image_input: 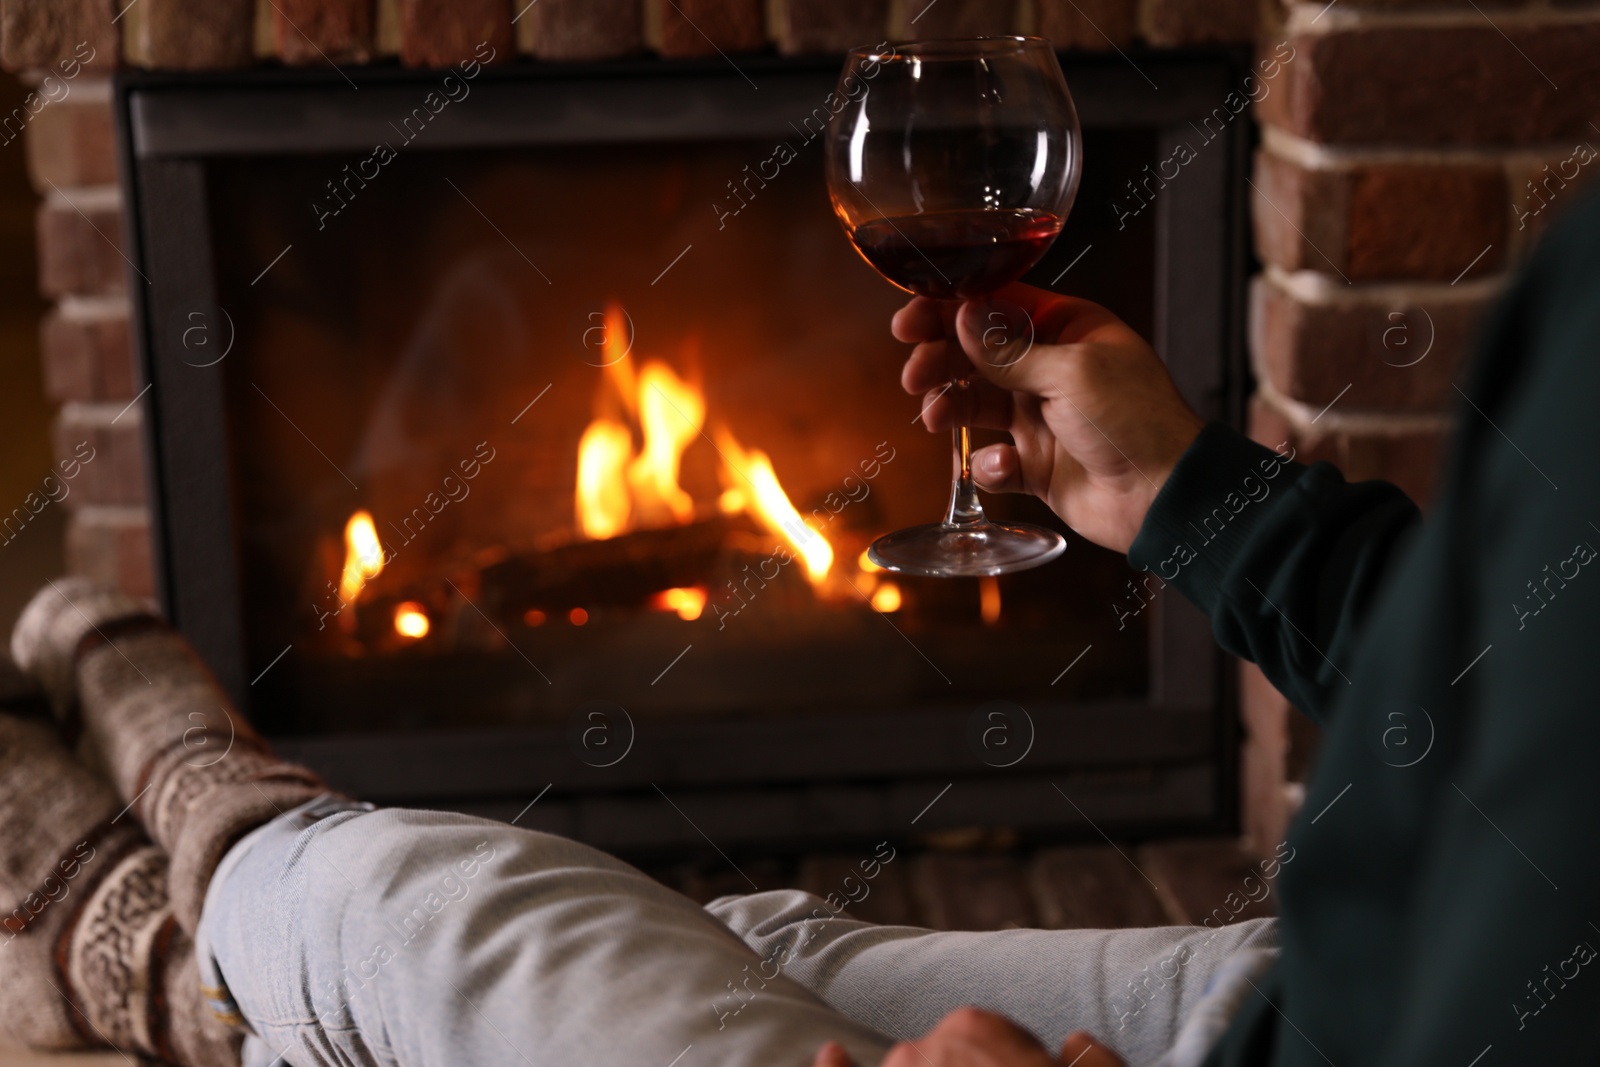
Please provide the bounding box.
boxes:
[6,0,1596,847]
[1240,0,1600,852]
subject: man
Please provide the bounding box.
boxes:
[3,188,1596,1065]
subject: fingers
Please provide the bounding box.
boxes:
[811,1041,855,1067]
[951,287,1125,394]
[892,296,949,344]
[883,1007,1058,1066]
[971,444,1024,494]
[1060,1031,1128,1067]
[902,339,967,395]
[914,378,1014,434]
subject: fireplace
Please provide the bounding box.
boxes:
[115,51,1249,857]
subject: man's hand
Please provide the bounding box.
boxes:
[895,283,1205,554]
[811,1008,1126,1067]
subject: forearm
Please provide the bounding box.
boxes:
[1127,423,1421,724]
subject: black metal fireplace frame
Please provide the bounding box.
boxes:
[113,50,1252,856]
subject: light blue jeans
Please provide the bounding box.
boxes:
[195,798,1277,1067]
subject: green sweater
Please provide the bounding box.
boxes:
[1128,191,1600,1064]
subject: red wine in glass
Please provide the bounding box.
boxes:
[848,208,1064,300]
[825,38,1082,577]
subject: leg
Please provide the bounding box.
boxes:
[12,579,330,932]
[707,889,1278,1066]
[15,583,893,1066]
[0,662,238,1065]
[198,803,896,1067]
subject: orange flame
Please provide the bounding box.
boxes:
[628,362,703,525]
[574,302,835,591]
[717,431,832,584]
[576,420,634,540]
[576,304,706,538]
[339,511,384,603]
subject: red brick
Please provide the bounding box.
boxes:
[1253,149,1507,282]
[272,0,374,65]
[517,0,643,60]
[1,0,117,73]
[53,403,146,507]
[1251,149,1351,277]
[1260,23,1600,147]
[396,0,511,67]
[36,187,125,297]
[646,0,765,57]
[65,505,154,599]
[1341,428,1447,508]
[121,0,254,69]
[1249,391,1449,508]
[888,0,1022,38]
[910,853,1035,931]
[768,0,888,55]
[1036,0,1137,50]
[1251,273,1490,412]
[23,77,114,191]
[1508,142,1600,257]
[1349,164,1507,280]
[41,296,134,403]
[1138,0,1256,47]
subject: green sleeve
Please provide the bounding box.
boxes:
[1127,422,1421,725]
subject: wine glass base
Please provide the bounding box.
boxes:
[867,521,1067,578]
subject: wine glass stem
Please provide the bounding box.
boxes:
[943,380,988,529]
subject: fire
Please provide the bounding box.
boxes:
[573,300,835,604]
[652,586,708,621]
[717,431,833,583]
[393,602,430,639]
[339,510,384,603]
[576,420,633,539]
[628,362,703,525]
[574,304,705,538]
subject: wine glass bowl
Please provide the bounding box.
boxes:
[825,37,1082,577]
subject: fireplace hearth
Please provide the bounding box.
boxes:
[117,51,1250,857]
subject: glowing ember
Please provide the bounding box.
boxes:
[858,550,882,573]
[576,420,634,540]
[717,431,833,584]
[339,510,385,603]
[651,586,708,621]
[569,607,590,626]
[393,602,430,639]
[870,581,903,613]
[523,609,547,627]
[980,576,1002,626]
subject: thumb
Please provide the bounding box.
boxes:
[971,443,1025,494]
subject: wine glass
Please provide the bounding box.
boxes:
[825,37,1082,577]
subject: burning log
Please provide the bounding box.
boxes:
[479,513,764,617]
